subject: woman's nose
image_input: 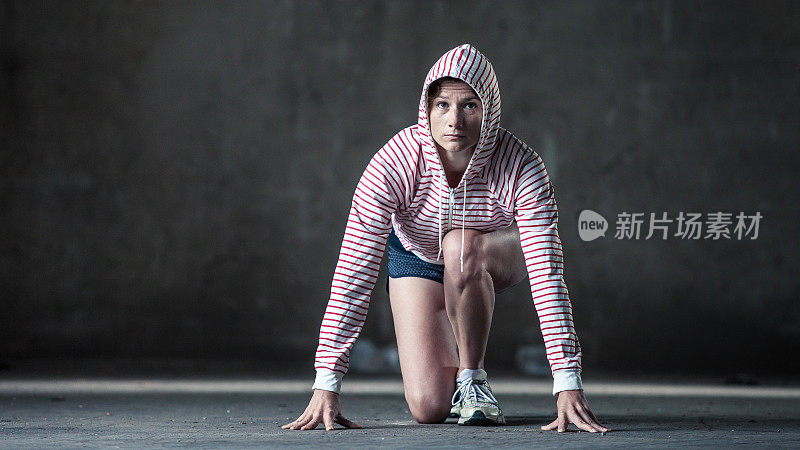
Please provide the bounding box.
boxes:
[448,108,464,127]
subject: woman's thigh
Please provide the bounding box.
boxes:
[482,221,528,293]
[388,276,459,418]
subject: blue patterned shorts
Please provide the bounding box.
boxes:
[385,228,444,294]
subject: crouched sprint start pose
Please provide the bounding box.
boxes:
[283,44,608,433]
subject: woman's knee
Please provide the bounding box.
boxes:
[441,229,487,281]
[405,390,451,424]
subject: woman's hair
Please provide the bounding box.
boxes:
[426,76,475,108]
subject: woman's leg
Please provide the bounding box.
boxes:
[441,222,527,372]
[388,276,459,424]
[387,223,525,423]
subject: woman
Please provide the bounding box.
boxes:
[283,44,608,432]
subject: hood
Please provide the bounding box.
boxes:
[417,44,501,186]
[416,44,501,268]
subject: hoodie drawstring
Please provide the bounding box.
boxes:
[437,171,468,273]
[460,177,466,272]
[437,171,444,262]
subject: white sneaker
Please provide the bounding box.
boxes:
[451,369,505,426]
[449,391,462,419]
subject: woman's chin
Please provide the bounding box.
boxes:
[437,143,475,154]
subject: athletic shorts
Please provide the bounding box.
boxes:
[385,228,444,294]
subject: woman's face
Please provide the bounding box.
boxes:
[428,80,483,157]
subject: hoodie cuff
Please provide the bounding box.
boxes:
[552,370,583,396]
[312,368,344,394]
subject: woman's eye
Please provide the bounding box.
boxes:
[464,102,478,110]
[437,101,448,109]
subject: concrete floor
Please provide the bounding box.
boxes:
[1,378,799,448]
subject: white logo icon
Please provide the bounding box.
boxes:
[578,209,608,241]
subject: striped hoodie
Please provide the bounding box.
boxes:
[312,44,583,396]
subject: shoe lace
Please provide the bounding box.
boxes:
[451,378,498,406]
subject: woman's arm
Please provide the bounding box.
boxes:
[514,152,608,433]
[285,148,401,430]
[514,153,582,392]
[312,151,397,392]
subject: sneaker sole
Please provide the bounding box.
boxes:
[449,404,461,419]
[458,410,506,426]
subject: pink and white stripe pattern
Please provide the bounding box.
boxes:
[313,45,582,394]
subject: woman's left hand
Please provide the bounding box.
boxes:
[541,390,610,433]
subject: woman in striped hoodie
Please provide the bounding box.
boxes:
[283,44,607,433]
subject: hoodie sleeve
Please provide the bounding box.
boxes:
[513,153,583,396]
[311,149,399,393]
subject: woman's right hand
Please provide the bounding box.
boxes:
[281,389,362,431]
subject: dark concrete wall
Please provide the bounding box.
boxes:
[2,1,799,376]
